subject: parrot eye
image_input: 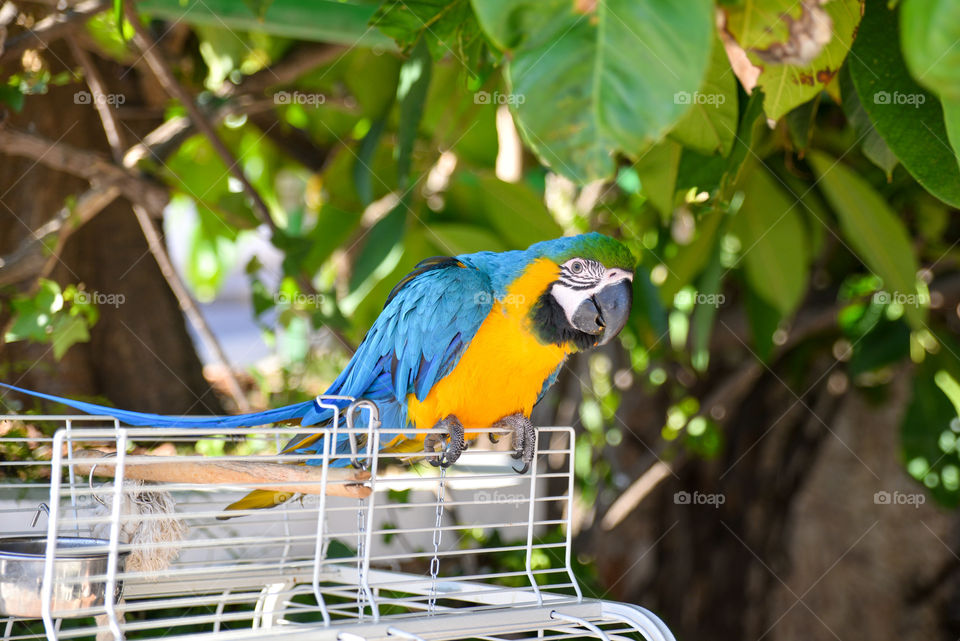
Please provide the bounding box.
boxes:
[570,260,585,274]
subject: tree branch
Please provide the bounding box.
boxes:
[0,0,109,64]
[123,0,278,237]
[0,124,169,214]
[0,183,121,287]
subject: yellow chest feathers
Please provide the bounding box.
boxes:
[406,259,570,429]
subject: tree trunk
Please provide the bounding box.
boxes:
[0,40,222,415]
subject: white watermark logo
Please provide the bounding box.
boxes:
[874,490,925,508]
[276,292,325,307]
[873,91,925,107]
[674,291,726,308]
[674,490,725,508]
[74,290,125,308]
[474,90,525,106]
[74,91,125,106]
[674,91,726,106]
[872,290,929,307]
[274,91,326,106]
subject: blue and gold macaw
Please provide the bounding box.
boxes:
[1,233,634,513]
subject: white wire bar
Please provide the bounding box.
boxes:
[0,404,674,641]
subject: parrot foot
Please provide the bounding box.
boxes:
[494,413,536,474]
[425,415,465,468]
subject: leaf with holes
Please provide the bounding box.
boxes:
[723,0,862,121]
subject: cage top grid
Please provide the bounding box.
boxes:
[0,405,674,641]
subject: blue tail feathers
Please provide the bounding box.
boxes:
[0,381,321,427]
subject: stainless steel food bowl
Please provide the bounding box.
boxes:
[0,536,129,618]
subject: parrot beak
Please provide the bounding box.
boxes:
[570,278,633,345]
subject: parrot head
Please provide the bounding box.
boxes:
[528,233,635,350]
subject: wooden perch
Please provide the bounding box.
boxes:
[74,450,371,499]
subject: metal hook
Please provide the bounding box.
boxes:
[88,451,117,507]
[30,503,49,528]
[345,400,380,469]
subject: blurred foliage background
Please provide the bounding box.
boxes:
[2,0,960,638]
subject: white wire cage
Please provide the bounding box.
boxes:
[0,398,675,641]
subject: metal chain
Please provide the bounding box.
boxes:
[356,497,366,619]
[427,466,446,614]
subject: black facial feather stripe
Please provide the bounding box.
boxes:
[530,291,598,350]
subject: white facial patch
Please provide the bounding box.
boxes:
[550,263,633,325]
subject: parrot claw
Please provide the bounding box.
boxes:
[424,415,465,468]
[494,413,535,475]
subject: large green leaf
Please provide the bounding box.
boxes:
[136,0,393,47]
[634,140,681,218]
[396,40,433,187]
[668,37,738,156]
[901,0,960,170]
[900,0,960,102]
[371,0,488,71]
[807,150,924,328]
[848,1,960,207]
[471,0,713,184]
[839,65,898,179]
[429,223,507,254]
[731,165,808,316]
[724,0,862,121]
[474,174,562,249]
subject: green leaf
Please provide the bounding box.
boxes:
[935,370,960,420]
[349,204,407,292]
[848,1,960,208]
[50,315,90,361]
[0,85,25,112]
[634,140,682,218]
[113,0,123,38]
[785,95,819,154]
[807,150,924,328]
[720,89,766,197]
[354,116,389,206]
[900,0,960,170]
[242,0,275,19]
[472,0,713,184]
[668,37,738,156]
[690,227,725,372]
[474,174,561,249]
[743,285,779,362]
[724,0,861,121]
[429,223,507,255]
[900,0,960,102]
[839,64,898,179]
[371,0,481,63]
[195,26,248,90]
[396,40,433,187]
[731,165,808,316]
[136,0,394,48]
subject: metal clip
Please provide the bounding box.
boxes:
[88,451,117,507]
[30,503,49,528]
[345,399,380,469]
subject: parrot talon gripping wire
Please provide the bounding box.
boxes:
[495,413,536,475]
[425,415,465,469]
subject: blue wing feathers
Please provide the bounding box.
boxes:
[0,257,495,462]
